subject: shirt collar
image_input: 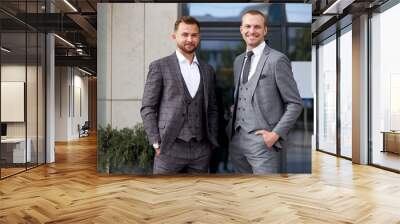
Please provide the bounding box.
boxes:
[176,50,199,65]
[246,41,265,58]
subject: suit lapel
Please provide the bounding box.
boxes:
[249,44,271,98]
[168,53,185,96]
[233,53,245,99]
[198,60,209,111]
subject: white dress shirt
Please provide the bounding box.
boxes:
[176,50,200,98]
[241,41,266,82]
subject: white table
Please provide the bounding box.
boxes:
[1,138,31,163]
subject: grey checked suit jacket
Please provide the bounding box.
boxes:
[227,44,303,149]
[140,53,219,154]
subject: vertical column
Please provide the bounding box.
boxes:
[97,3,112,129]
[46,33,55,163]
[352,14,369,164]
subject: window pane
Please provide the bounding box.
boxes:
[285,3,312,23]
[27,31,38,169]
[266,27,283,53]
[288,27,311,61]
[371,3,400,171]
[187,3,283,24]
[339,27,352,158]
[318,36,337,154]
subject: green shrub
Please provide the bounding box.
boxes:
[97,123,154,173]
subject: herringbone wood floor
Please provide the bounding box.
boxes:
[1,135,400,224]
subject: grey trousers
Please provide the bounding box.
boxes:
[229,128,281,174]
[153,139,211,175]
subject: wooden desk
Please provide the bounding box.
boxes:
[381,131,400,154]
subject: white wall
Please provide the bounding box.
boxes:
[55,67,68,141]
[1,82,24,122]
[1,65,26,129]
[72,73,89,138]
[55,67,89,141]
[97,3,178,130]
[1,63,46,163]
[1,65,39,138]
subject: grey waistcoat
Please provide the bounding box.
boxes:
[234,75,260,132]
[176,73,206,142]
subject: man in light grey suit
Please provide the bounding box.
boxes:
[227,10,303,174]
[140,16,218,175]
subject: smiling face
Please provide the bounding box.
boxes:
[172,22,200,55]
[240,13,267,50]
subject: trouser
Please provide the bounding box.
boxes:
[229,127,281,174]
[153,138,211,175]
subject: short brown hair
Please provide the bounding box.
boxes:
[174,16,201,32]
[242,10,268,26]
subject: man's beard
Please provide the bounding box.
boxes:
[177,43,198,54]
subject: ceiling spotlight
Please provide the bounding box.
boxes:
[1,47,11,53]
[322,0,355,15]
[63,0,78,12]
[77,67,93,76]
[54,34,75,48]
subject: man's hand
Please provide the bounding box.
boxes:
[255,130,280,149]
[155,148,161,156]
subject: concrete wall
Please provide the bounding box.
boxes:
[97,3,178,130]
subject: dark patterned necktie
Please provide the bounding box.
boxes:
[242,51,254,84]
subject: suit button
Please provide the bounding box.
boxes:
[246,88,248,90]
[242,119,244,121]
[239,98,241,100]
[240,87,243,90]
[244,98,246,101]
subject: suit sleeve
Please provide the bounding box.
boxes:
[272,55,303,141]
[207,66,219,148]
[140,61,162,145]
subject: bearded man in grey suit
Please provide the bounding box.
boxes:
[227,10,303,174]
[140,16,218,175]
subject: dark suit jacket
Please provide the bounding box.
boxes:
[140,53,219,153]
